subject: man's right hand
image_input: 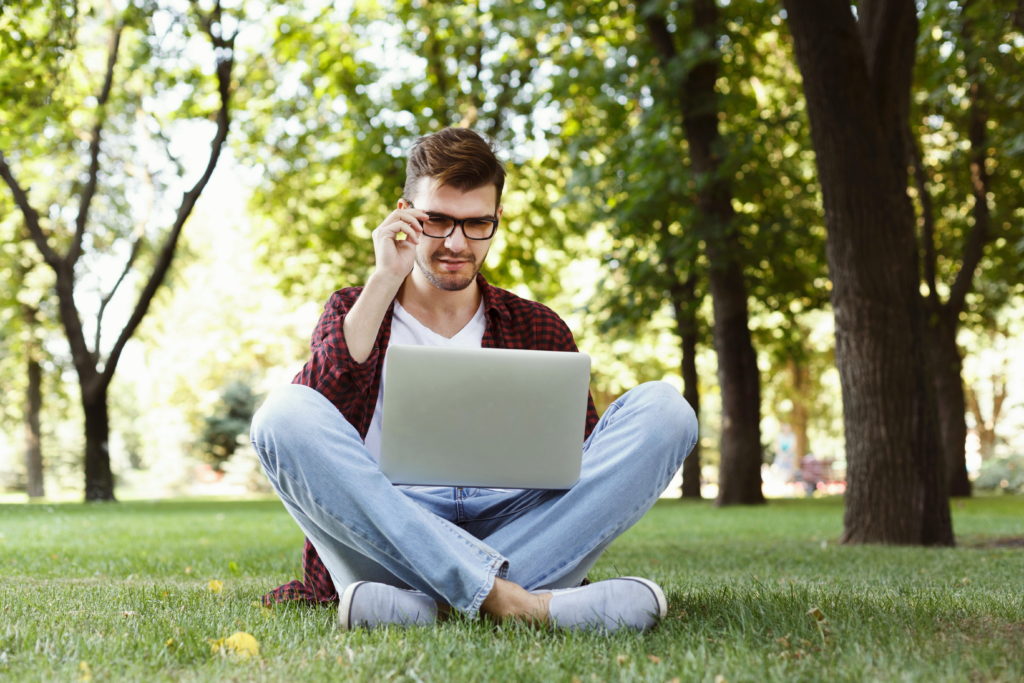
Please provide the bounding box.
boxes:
[343,207,428,364]
[370,207,428,283]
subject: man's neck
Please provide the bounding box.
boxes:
[397,271,482,337]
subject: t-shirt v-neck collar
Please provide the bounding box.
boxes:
[393,299,485,343]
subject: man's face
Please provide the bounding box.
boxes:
[401,179,501,292]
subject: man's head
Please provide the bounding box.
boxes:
[399,128,505,292]
[402,127,506,208]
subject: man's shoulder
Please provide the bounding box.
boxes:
[324,285,366,310]
[484,282,566,324]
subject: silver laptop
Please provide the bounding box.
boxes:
[380,345,591,489]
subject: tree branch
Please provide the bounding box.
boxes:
[908,127,939,306]
[100,2,235,389]
[67,20,124,268]
[965,383,984,428]
[642,5,677,62]
[94,155,156,355]
[947,74,991,315]
[991,370,1006,424]
[0,152,62,269]
[94,234,143,357]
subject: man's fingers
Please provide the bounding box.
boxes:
[374,217,421,244]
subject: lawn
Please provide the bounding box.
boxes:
[1,495,1021,682]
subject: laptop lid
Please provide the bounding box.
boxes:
[380,345,591,489]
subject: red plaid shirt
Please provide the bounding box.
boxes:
[263,274,599,606]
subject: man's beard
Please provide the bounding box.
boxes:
[416,247,482,291]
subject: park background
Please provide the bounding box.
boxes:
[2,2,1023,681]
[1,0,1022,513]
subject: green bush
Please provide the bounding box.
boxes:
[974,454,1024,494]
[196,380,261,471]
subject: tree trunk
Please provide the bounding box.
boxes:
[643,0,764,506]
[928,311,971,496]
[784,0,953,545]
[708,257,764,505]
[672,291,703,499]
[24,355,45,499]
[83,389,116,501]
[788,359,811,463]
[21,302,45,499]
[966,361,1006,462]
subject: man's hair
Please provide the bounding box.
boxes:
[403,128,506,206]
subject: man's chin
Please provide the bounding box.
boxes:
[422,269,476,292]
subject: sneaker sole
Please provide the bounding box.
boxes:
[621,576,668,620]
[338,581,368,630]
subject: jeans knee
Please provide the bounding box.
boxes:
[250,383,326,448]
[631,381,698,454]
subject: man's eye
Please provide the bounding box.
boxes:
[466,220,492,229]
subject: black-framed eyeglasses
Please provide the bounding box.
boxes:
[407,201,499,240]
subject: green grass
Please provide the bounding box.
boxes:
[1,496,1022,682]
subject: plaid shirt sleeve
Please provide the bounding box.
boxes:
[293,287,380,398]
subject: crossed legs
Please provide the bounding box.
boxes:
[250,381,697,627]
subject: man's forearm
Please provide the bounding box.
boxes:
[343,272,405,364]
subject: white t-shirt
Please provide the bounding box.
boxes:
[362,299,486,463]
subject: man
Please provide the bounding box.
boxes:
[250,127,698,632]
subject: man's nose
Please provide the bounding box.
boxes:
[445,223,468,250]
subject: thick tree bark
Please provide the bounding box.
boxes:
[928,312,972,496]
[644,0,764,506]
[24,351,45,499]
[784,0,953,545]
[82,389,115,501]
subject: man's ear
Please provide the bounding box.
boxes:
[397,197,410,210]
[497,205,503,220]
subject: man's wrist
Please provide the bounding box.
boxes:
[366,269,407,296]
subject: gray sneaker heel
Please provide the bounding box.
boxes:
[339,581,438,630]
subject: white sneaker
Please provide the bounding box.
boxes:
[542,577,668,632]
[338,581,437,630]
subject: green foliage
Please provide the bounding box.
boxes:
[195,380,261,472]
[0,497,1022,680]
[237,0,572,301]
[913,0,1024,324]
[0,0,78,147]
[974,454,1024,494]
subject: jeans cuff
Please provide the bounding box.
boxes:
[464,556,509,617]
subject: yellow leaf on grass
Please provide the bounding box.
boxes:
[78,661,92,682]
[207,580,224,594]
[209,631,260,659]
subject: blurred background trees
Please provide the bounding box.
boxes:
[1,0,1021,544]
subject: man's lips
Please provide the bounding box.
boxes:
[437,257,472,268]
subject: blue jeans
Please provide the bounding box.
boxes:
[250,381,697,616]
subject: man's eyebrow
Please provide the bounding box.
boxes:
[425,210,498,220]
